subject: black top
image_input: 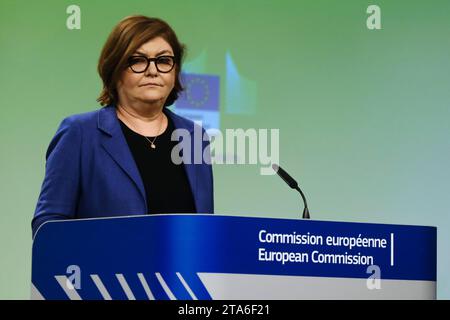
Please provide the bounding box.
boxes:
[119,115,197,214]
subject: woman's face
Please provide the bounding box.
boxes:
[117,37,176,107]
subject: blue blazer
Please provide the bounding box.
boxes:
[32,105,214,236]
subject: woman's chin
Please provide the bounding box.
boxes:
[139,95,165,104]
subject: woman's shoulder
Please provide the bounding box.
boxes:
[61,107,104,126]
[164,107,207,134]
[58,106,119,134]
[51,106,110,141]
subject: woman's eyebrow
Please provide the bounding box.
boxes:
[133,49,173,56]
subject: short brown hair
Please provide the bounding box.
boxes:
[97,15,185,107]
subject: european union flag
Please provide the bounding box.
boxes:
[176,73,220,111]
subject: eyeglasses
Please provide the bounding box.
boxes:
[127,55,176,73]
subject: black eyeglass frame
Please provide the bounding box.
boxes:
[127,55,176,74]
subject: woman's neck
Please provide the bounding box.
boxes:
[116,102,167,137]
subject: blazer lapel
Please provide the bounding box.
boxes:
[97,105,147,208]
[164,108,199,211]
[97,105,200,213]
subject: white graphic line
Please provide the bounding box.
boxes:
[55,275,82,300]
[30,283,45,300]
[176,272,198,300]
[390,233,395,266]
[155,272,177,300]
[137,273,155,300]
[116,274,136,300]
[90,274,112,300]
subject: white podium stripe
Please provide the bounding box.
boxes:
[198,273,436,300]
[176,272,198,300]
[54,276,82,300]
[155,273,176,300]
[137,273,155,300]
[116,274,136,300]
[30,283,45,300]
[90,274,112,300]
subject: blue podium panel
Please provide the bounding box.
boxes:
[31,215,436,300]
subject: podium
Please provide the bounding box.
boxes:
[31,215,436,300]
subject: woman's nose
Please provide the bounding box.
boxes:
[145,61,158,76]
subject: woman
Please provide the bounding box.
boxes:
[32,15,214,237]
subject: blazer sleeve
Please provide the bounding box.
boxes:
[32,116,82,237]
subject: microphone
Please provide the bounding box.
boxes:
[272,163,310,219]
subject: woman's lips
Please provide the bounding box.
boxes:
[141,83,162,87]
